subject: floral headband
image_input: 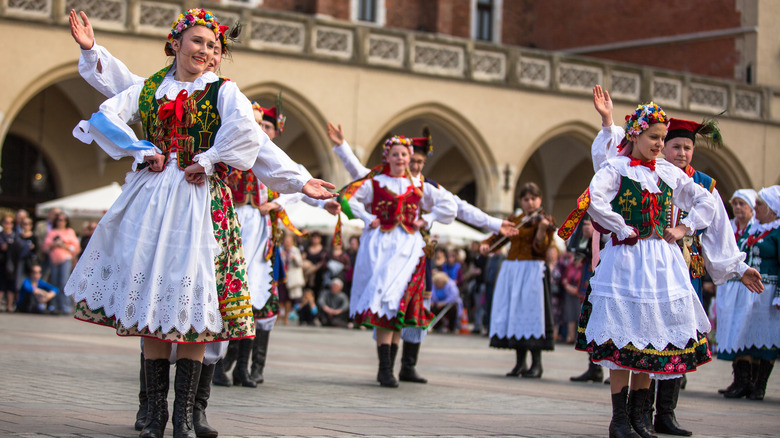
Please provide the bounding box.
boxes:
[381,136,414,163]
[624,102,668,137]
[164,8,229,56]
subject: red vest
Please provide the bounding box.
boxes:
[370,179,421,234]
[226,169,266,209]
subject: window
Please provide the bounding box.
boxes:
[358,0,376,22]
[476,0,493,41]
[351,0,385,26]
[471,0,502,43]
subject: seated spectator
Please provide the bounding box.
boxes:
[318,278,350,327]
[17,264,58,314]
[295,288,318,326]
[430,271,463,333]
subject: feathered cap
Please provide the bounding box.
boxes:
[165,8,230,56]
[251,92,286,134]
[618,102,668,153]
[411,126,433,156]
[666,118,723,149]
[381,136,414,164]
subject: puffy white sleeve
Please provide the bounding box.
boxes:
[272,164,319,208]
[454,195,503,234]
[334,141,371,179]
[347,182,377,224]
[79,42,145,98]
[591,124,624,172]
[587,165,634,241]
[420,182,457,226]
[71,83,159,166]
[700,188,749,284]
[667,168,716,234]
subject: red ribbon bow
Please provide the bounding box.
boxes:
[158,89,189,125]
[629,158,656,171]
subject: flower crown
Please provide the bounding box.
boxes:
[624,102,668,137]
[165,8,229,56]
[381,136,414,163]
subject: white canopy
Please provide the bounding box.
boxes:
[36,182,122,219]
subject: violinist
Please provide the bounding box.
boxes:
[482,182,556,378]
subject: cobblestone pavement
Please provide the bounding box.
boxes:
[0,312,777,437]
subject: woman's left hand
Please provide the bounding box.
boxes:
[740,267,764,294]
[184,163,207,185]
[663,224,689,243]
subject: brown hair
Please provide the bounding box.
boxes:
[518,182,542,200]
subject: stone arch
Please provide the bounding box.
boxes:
[364,102,498,209]
[514,121,598,221]
[240,82,337,182]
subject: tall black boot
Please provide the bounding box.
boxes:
[232,338,257,388]
[377,343,399,382]
[571,354,603,382]
[212,340,238,387]
[193,363,218,438]
[628,388,657,438]
[748,359,774,401]
[654,378,691,436]
[521,349,542,378]
[135,353,148,431]
[140,358,170,438]
[609,387,640,438]
[718,361,738,394]
[506,348,527,377]
[249,329,270,384]
[377,344,399,388]
[644,380,655,430]
[399,341,427,383]
[172,358,202,438]
[724,359,754,398]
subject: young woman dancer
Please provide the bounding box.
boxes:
[343,136,457,387]
[577,101,762,438]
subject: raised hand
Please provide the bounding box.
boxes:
[592,85,613,127]
[328,122,345,146]
[69,9,94,50]
[302,178,337,200]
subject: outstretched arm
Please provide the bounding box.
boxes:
[329,122,371,179]
[72,9,145,97]
[590,86,624,172]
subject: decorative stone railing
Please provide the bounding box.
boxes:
[3,0,776,122]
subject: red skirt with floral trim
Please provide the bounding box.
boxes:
[354,256,432,331]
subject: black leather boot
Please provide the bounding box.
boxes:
[193,363,218,438]
[506,348,527,377]
[212,341,238,387]
[399,341,427,383]
[570,357,603,383]
[140,358,170,438]
[718,361,738,394]
[172,358,202,438]
[748,359,774,401]
[724,359,754,399]
[135,353,148,431]
[521,349,542,378]
[377,343,399,382]
[377,344,399,388]
[654,378,691,436]
[249,329,270,384]
[609,387,640,438]
[628,388,657,438]
[232,339,257,388]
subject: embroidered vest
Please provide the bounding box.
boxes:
[370,179,422,234]
[226,169,267,209]
[610,176,672,239]
[677,167,716,277]
[138,66,227,172]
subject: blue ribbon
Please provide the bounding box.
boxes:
[88,112,156,150]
